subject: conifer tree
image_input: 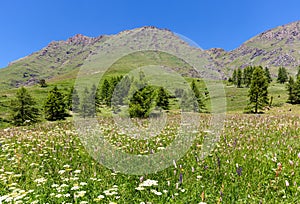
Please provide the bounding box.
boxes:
[66,86,80,112]
[112,75,131,106]
[129,85,155,118]
[156,87,169,110]
[286,76,297,104]
[191,80,206,112]
[44,86,67,121]
[296,66,300,79]
[247,66,269,113]
[100,76,123,107]
[294,76,300,104]
[99,79,111,106]
[277,67,288,83]
[236,68,243,88]
[264,67,272,83]
[80,87,95,118]
[180,90,198,112]
[10,87,40,125]
[232,69,237,85]
[243,66,254,87]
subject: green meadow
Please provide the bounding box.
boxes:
[1,75,300,203]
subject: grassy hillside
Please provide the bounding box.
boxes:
[2,25,300,203]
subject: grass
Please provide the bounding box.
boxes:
[0,112,300,203]
[0,77,296,127]
[1,72,300,202]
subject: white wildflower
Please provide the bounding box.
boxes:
[151,189,162,195]
[55,194,63,198]
[285,180,289,187]
[97,195,105,199]
[71,185,80,190]
[139,179,158,187]
[135,186,145,191]
[74,170,81,174]
[58,170,66,174]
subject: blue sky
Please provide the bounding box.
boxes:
[1,0,300,68]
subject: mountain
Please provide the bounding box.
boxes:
[0,27,214,89]
[1,21,300,89]
[207,21,300,76]
[0,34,109,89]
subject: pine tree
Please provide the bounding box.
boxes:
[44,86,67,121]
[100,76,123,107]
[236,68,243,88]
[112,75,131,106]
[80,87,95,118]
[10,87,40,125]
[99,79,111,106]
[156,87,169,110]
[294,76,300,104]
[90,84,98,106]
[264,67,272,83]
[243,66,254,87]
[296,66,300,79]
[180,90,200,112]
[277,67,288,83]
[129,85,155,118]
[286,76,297,104]
[232,69,237,85]
[66,86,80,112]
[191,80,206,112]
[247,66,269,113]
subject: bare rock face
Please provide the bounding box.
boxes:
[66,34,91,45]
[206,48,227,59]
[65,34,105,46]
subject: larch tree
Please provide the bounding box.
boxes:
[191,80,206,112]
[264,67,272,83]
[247,66,269,113]
[44,86,67,121]
[129,85,155,118]
[286,76,297,104]
[156,87,169,110]
[277,67,288,84]
[236,68,243,88]
[10,87,40,126]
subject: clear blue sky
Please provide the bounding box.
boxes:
[1,0,300,68]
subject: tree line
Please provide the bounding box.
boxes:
[229,66,272,88]
[229,65,300,113]
[286,67,300,104]
[9,72,207,126]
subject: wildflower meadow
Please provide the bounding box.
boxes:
[0,112,300,203]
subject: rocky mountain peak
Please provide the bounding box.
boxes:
[251,21,300,43]
[66,34,94,45]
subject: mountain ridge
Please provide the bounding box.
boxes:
[1,22,300,89]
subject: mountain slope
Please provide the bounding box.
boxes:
[0,34,109,89]
[207,21,300,76]
[1,21,300,89]
[0,27,214,89]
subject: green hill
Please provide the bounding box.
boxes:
[1,24,300,127]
